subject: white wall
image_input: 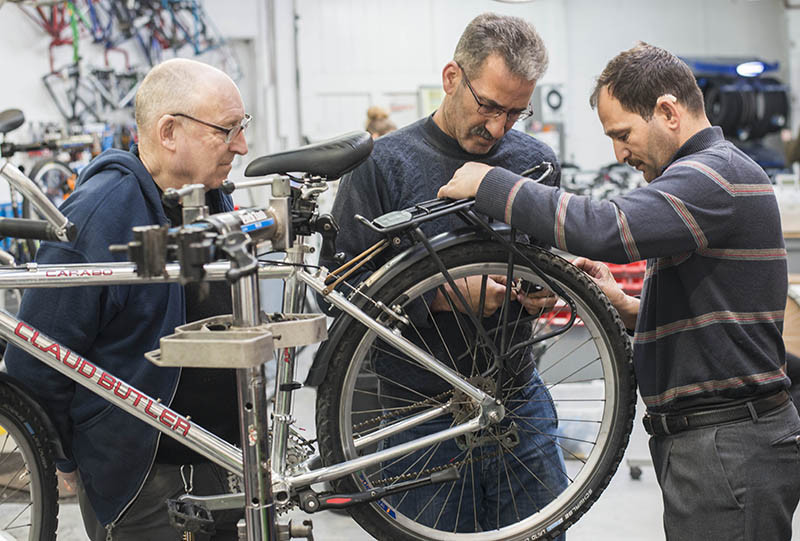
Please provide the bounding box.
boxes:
[564,0,790,168]
[0,0,795,171]
[293,0,792,169]
[786,5,800,138]
[295,0,567,141]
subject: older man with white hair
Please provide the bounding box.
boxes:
[6,58,250,540]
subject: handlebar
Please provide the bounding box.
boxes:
[0,159,76,242]
[0,217,70,241]
[0,134,93,159]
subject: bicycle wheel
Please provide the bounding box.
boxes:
[316,239,635,541]
[23,159,75,214]
[0,383,59,541]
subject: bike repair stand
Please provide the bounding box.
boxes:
[140,182,326,541]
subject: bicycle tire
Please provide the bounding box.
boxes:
[316,240,635,540]
[0,382,59,541]
[24,159,75,213]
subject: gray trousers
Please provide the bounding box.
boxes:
[649,401,800,541]
[78,462,243,541]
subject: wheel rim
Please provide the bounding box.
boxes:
[335,258,626,539]
[0,415,47,541]
[34,163,73,208]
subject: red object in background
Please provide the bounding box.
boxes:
[604,260,646,296]
[536,260,646,327]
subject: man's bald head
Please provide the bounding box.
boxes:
[134,58,236,138]
[132,58,247,191]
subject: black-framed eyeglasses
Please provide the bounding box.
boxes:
[456,63,533,123]
[171,112,252,144]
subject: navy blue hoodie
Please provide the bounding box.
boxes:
[5,147,232,525]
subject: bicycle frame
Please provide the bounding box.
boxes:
[0,148,599,541]
[0,239,499,541]
[0,155,561,540]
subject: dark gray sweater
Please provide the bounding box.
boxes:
[321,115,561,397]
[476,127,789,412]
[327,114,560,277]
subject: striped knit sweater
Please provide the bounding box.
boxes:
[475,127,789,413]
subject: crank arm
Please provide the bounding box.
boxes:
[177,492,245,512]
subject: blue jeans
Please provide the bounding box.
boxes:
[383,377,567,537]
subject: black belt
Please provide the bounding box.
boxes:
[643,390,790,436]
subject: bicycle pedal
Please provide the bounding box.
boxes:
[166,499,216,535]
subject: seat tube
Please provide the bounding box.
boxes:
[270,241,306,483]
[232,271,277,541]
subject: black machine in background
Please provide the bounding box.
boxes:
[682,57,791,172]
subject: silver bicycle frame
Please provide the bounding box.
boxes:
[0,259,496,538]
[0,169,498,540]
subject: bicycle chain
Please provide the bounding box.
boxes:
[350,390,455,433]
[369,447,502,487]
[349,385,511,489]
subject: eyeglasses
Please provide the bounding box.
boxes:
[456,63,533,123]
[171,113,252,144]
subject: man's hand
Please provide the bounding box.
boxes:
[572,257,640,329]
[58,469,78,494]
[505,277,558,315]
[430,275,508,317]
[437,162,493,199]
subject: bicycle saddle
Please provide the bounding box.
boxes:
[244,131,373,179]
[0,109,24,135]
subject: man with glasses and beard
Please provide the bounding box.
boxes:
[315,13,567,536]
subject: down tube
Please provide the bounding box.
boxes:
[0,309,243,477]
[298,270,492,403]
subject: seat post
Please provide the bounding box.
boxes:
[231,262,278,540]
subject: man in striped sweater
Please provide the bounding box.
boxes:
[439,42,800,540]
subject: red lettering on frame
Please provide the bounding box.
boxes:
[14,322,33,341]
[131,390,145,408]
[30,331,45,350]
[62,350,80,369]
[78,361,96,379]
[98,372,116,390]
[173,417,191,436]
[159,409,176,429]
[113,381,131,400]
[41,342,62,360]
[45,268,113,278]
[144,400,159,420]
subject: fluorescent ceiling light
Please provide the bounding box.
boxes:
[736,61,765,77]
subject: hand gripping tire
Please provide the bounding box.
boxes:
[316,240,635,540]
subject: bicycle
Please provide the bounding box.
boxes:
[0,130,635,541]
[0,108,91,263]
